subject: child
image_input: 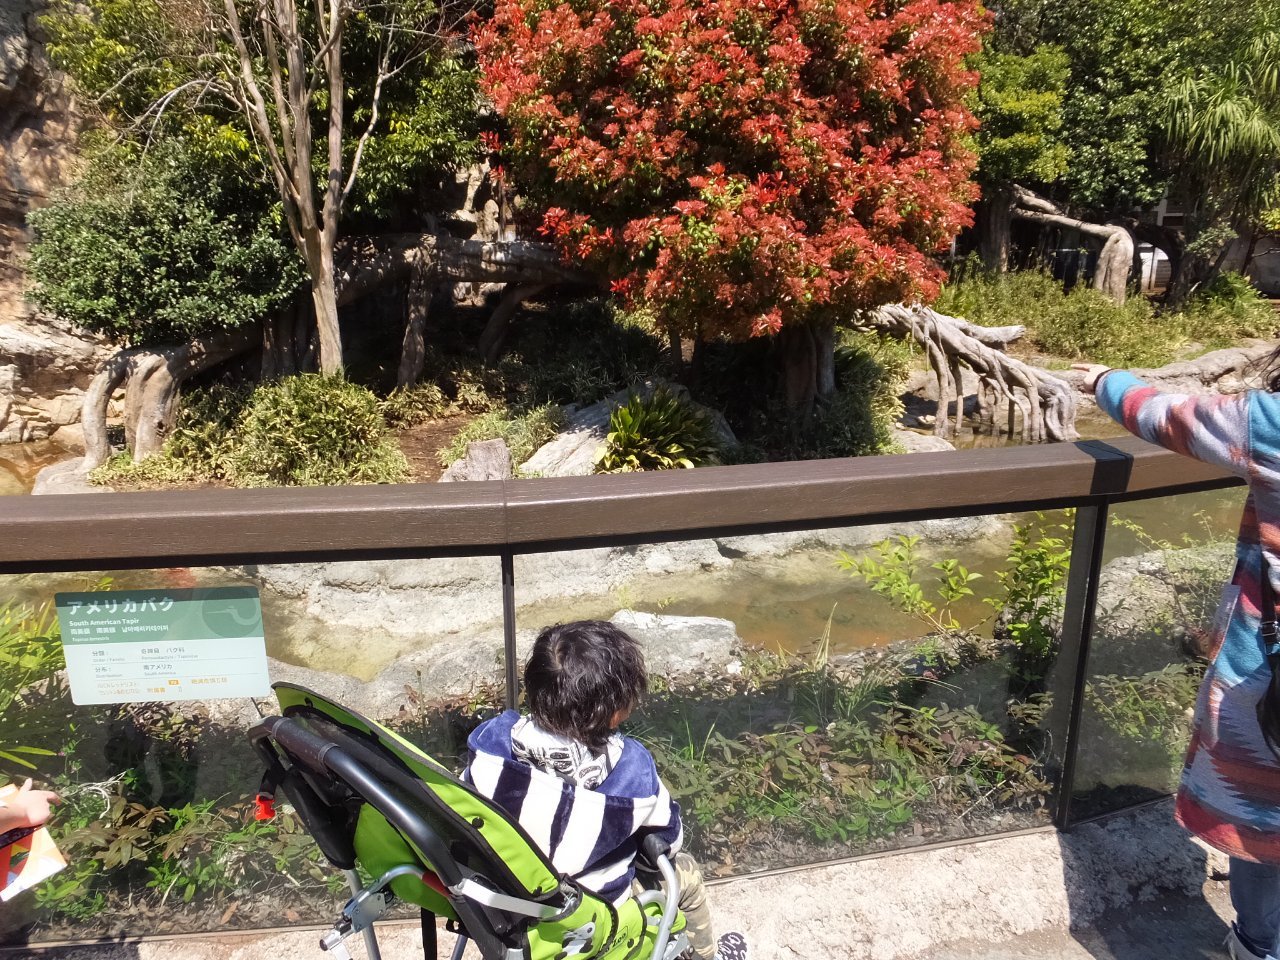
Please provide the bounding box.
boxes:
[466,620,747,960]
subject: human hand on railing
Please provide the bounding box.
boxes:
[0,778,61,833]
[1071,364,1112,394]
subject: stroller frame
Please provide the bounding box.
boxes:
[248,683,689,960]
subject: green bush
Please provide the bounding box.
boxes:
[937,269,1167,366]
[380,382,451,426]
[94,385,250,487]
[595,388,722,473]
[28,144,302,346]
[697,330,909,461]
[498,300,670,407]
[807,333,912,458]
[937,267,1274,368]
[1180,271,1277,343]
[94,378,408,488]
[0,602,66,771]
[231,376,410,487]
[439,404,564,470]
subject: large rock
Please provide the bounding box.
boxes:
[0,0,106,444]
[0,316,110,442]
[440,438,512,482]
[891,425,956,454]
[1091,540,1234,675]
[30,456,109,494]
[521,382,738,478]
[607,609,742,675]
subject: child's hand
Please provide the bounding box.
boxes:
[0,779,60,832]
[1071,363,1112,394]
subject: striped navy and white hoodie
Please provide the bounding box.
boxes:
[465,710,683,904]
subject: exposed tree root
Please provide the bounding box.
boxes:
[868,303,1078,443]
[81,328,262,469]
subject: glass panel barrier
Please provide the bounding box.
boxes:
[1068,486,1246,823]
[514,511,1073,879]
[0,555,503,944]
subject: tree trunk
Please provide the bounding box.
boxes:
[1011,186,1134,304]
[131,328,261,460]
[295,302,317,373]
[81,329,261,467]
[477,282,546,363]
[123,354,167,453]
[398,257,435,386]
[978,186,1014,272]
[334,233,593,307]
[779,322,837,414]
[82,349,143,471]
[1165,250,1217,308]
[312,235,343,375]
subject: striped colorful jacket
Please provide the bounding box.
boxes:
[465,710,684,902]
[1097,369,1280,863]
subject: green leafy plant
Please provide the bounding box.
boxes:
[987,516,1072,683]
[94,377,409,489]
[836,535,983,634]
[380,382,451,427]
[594,388,722,474]
[0,602,65,770]
[230,375,410,487]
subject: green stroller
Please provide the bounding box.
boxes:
[248,683,689,960]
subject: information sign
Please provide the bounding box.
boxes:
[54,587,270,705]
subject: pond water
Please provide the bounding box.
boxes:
[0,440,68,494]
[517,485,1245,662]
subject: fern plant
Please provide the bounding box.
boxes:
[594,388,722,473]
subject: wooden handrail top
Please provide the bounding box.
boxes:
[0,435,1241,572]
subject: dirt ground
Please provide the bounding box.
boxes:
[395,417,471,482]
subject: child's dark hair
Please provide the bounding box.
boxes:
[524,620,648,752]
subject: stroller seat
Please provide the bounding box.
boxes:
[248,683,688,960]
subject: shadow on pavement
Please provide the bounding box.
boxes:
[1059,806,1229,960]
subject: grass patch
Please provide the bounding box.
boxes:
[94,376,409,489]
[936,268,1275,368]
[438,404,565,470]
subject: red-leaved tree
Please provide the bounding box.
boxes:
[477,0,986,408]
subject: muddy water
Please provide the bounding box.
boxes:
[516,486,1245,660]
[0,441,69,495]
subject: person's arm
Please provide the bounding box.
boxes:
[1073,363,1251,477]
[0,779,59,834]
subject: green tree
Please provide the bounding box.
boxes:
[43,0,479,373]
[28,145,303,347]
[972,45,1070,270]
[1163,31,1280,300]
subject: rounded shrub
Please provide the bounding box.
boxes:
[230,375,410,487]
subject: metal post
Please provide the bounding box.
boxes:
[502,551,519,711]
[344,869,382,960]
[1053,502,1110,830]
